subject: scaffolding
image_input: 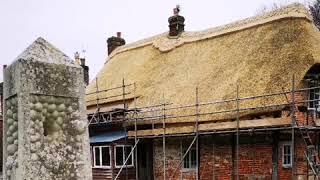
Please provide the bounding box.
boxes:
[86,77,320,180]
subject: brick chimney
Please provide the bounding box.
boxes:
[75,51,89,86]
[107,32,126,55]
[168,5,185,36]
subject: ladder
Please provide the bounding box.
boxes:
[282,88,320,179]
[299,126,319,175]
[294,111,320,179]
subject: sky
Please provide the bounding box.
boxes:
[0,0,313,83]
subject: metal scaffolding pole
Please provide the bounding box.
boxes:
[180,139,183,180]
[236,84,240,180]
[291,75,296,180]
[95,77,99,107]
[134,83,139,180]
[162,93,166,180]
[212,136,215,180]
[122,78,128,180]
[195,87,200,180]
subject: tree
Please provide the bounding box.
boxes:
[309,0,320,30]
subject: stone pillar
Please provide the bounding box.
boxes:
[3,37,92,180]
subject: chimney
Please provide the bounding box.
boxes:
[168,5,185,36]
[107,32,126,55]
[74,52,80,65]
[75,51,89,86]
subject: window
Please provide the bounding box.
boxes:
[92,146,111,168]
[183,148,197,170]
[282,143,292,168]
[90,147,93,166]
[115,145,134,168]
[309,80,320,110]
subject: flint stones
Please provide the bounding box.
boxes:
[3,37,92,180]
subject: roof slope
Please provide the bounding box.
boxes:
[86,4,320,119]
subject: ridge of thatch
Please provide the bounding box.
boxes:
[107,3,311,59]
[86,3,320,124]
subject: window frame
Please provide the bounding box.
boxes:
[308,80,320,110]
[90,146,93,166]
[114,145,134,168]
[282,142,293,168]
[92,145,111,169]
[182,147,197,171]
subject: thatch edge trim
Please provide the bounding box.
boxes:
[157,14,312,52]
[107,3,311,60]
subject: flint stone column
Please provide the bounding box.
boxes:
[3,37,92,180]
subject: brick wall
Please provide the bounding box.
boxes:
[153,134,312,180]
[285,91,313,126]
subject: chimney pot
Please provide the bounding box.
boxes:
[168,6,185,37]
[117,32,121,38]
[107,32,126,55]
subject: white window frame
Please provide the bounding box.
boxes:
[282,142,293,168]
[308,81,320,110]
[92,145,111,169]
[90,146,93,166]
[114,145,134,168]
[182,148,197,171]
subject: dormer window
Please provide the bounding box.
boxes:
[304,64,320,110]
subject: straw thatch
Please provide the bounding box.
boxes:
[86,4,320,125]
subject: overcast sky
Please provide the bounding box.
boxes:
[0,0,312,83]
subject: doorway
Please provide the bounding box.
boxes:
[138,139,154,180]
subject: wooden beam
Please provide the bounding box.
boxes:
[128,117,291,137]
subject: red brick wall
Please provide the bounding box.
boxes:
[153,134,313,180]
[277,137,310,180]
[285,91,313,126]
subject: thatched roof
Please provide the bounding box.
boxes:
[86,4,320,124]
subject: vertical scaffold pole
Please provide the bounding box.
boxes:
[95,77,99,103]
[162,93,166,180]
[122,78,128,180]
[195,87,200,180]
[180,139,183,180]
[95,77,100,123]
[134,83,139,180]
[122,78,126,110]
[236,84,240,180]
[291,75,296,180]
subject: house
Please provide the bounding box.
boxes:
[85,4,320,180]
